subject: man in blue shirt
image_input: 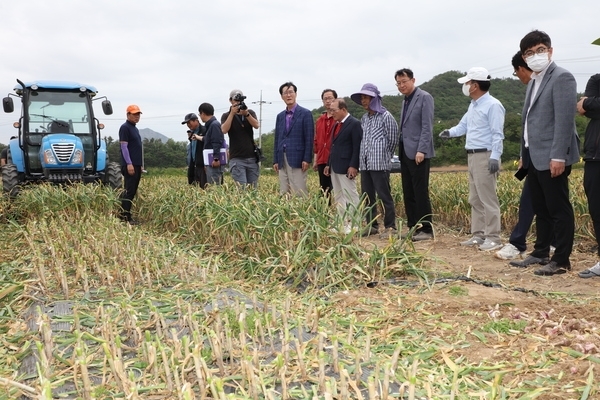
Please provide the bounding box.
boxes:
[119,104,144,224]
[440,67,505,251]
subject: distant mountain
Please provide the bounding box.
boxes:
[312,70,529,123]
[139,128,169,142]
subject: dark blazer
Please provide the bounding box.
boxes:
[328,114,362,175]
[273,104,314,168]
[399,87,435,159]
[582,73,600,160]
[521,62,580,170]
[203,116,224,159]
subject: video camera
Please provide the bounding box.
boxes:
[233,93,248,111]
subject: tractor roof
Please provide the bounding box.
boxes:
[13,81,98,95]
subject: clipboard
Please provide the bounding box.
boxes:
[203,148,228,165]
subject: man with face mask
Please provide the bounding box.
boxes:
[439,67,505,251]
[514,30,579,276]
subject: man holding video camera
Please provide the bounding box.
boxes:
[221,89,260,188]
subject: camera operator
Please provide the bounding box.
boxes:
[221,89,260,188]
[182,113,207,188]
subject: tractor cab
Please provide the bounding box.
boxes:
[2,80,121,195]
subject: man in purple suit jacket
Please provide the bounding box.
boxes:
[273,82,315,196]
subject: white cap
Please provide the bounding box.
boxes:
[457,67,491,83]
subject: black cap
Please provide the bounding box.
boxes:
[181,113,198,124]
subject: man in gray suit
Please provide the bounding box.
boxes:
[396,68,435,241]
[515,30,580,276]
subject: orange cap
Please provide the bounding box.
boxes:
[126,104,142,114]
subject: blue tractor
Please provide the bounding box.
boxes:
[2,79,122,196]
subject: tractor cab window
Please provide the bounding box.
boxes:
[26,91,91,135]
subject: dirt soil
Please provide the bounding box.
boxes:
[411,227,600,295]
[333,229,600,397]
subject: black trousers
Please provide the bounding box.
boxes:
[120,165,142,220]
[508,178,534,252]
[361,170,396,229]
[188,162,207,188]
[528,164,574,265]
[317,164,333,202]
[400,148,433,233]
[584,161,600,253]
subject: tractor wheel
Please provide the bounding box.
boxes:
[104,162,122,190]
[3,163,22,198]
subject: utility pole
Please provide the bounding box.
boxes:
[252,90,271,148]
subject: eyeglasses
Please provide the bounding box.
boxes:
[523,46,548,58]
[282,90,296,96]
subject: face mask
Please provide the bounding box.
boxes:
[462,83,471,97]
[526,53,550,72]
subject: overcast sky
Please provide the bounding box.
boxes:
[1,0,598,145]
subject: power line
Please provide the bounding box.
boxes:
[251,90,272,148]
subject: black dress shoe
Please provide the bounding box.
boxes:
[509,255,549,268]
[361,227,378,237]
[534,261,571,276]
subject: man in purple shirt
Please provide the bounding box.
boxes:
[119,104,143,224]
[273,82,315,196]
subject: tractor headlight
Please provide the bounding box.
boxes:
[71,149,83,164]
[44,149,57,164]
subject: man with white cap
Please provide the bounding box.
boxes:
[351,83,399,238]
[439,68,505,250]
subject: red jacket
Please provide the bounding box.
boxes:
[314,112,335,165]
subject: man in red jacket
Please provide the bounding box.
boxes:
[313,89,337,202]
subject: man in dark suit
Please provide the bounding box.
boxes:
[199,103,225,186]
[516,30,580,276]
[273,82,315,196]
[324,98,362,234]
[182,113,208,188]
[396,68,435,241]
[577,70,600,278]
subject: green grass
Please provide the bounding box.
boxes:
[448,285,468,296]
[0,171,597,399]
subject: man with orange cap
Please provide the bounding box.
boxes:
[119,104,143,224]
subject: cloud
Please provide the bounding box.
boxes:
[0,0,598,144]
